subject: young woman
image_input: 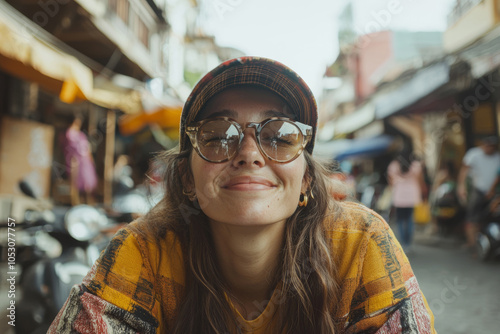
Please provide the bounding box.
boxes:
[49,57,435,333]
[387,149,426,254]
[64,114,98,205]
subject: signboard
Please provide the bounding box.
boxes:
[0,116,54,198]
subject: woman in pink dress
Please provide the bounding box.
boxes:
[64,115,98,204]
[387,149,426,254]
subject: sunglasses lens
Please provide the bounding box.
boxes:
[194,119,306,163]
[197,120,240,161]
[260,120,303,162]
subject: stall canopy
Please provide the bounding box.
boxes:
[0,5,92,102]
[313,139,353,160]
[334,135,396,161]
[118,104,182,135]
[333,102,376,136]
[374,61,450,119]
[0,2,182,121]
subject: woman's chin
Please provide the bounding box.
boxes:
[198,193,298,227]
[205,205,288,227]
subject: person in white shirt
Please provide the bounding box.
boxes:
[458,136,500,250]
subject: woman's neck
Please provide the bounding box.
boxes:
[210,220,285,316]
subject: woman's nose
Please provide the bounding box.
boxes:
[232,129,266,167]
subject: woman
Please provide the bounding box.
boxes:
[63,114,98,205]
[387,149,426,254]
[50,57,435,333]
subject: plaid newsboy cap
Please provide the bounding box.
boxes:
[179,56,318,153]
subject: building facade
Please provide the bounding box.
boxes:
[0,0,222,207]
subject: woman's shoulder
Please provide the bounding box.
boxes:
[79,219,185,333]
[129,219,184,260]
[102,219,186,285]
[65,128,78,141]
[126,219,181,245]
[323,200,389,235]
[410,160,422,172]
[323,201,411,304]
[322,201,394,273]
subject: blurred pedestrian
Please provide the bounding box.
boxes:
[387,149,426,254]
[429,160,460,235]
[458,136,500,251]
[63,114,98,205]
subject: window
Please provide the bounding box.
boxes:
[137,18,149,48]
[108,0,118,13]
[117,0,129,24]
[108,0,129,24]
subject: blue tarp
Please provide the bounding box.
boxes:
[334,135,395,161]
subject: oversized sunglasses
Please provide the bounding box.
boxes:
[186,117,313,163]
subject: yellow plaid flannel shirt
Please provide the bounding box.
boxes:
[49,201,436,333]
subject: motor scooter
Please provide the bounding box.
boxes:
[476,195,500,261]
[108,164,162,223]
[1,181,113,334]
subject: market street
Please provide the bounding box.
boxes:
[409,241,500,334]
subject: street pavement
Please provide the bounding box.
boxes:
[409,236,500,334]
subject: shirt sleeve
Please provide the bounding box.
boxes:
[463,148,477,167]
[48,226,161,333]
[336,205,436,333]
[48,284,157,334]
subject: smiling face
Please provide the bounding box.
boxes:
[187,86,309,226]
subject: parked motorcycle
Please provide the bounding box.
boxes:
[109,165,161,223]
[476,195,500,262]
[1,181,114,334]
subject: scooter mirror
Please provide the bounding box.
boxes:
[19,180,37,199]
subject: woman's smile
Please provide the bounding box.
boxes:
[222,175,277,191]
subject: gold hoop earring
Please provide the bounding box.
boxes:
[298,192,308,207]
[182,189,197,201]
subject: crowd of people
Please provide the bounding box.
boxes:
[335,136,500,256]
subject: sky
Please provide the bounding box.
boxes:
[201,0,457,98]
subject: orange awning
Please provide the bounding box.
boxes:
[0,54,63,96]
[0,6,180,117]
[0,8,92,103]
[119,106,182,135]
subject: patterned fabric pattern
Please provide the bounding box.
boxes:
[329,202,435,333]
[49,201,436,333]
[48,284,156,334]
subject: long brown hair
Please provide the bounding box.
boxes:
[133,147,345,333]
